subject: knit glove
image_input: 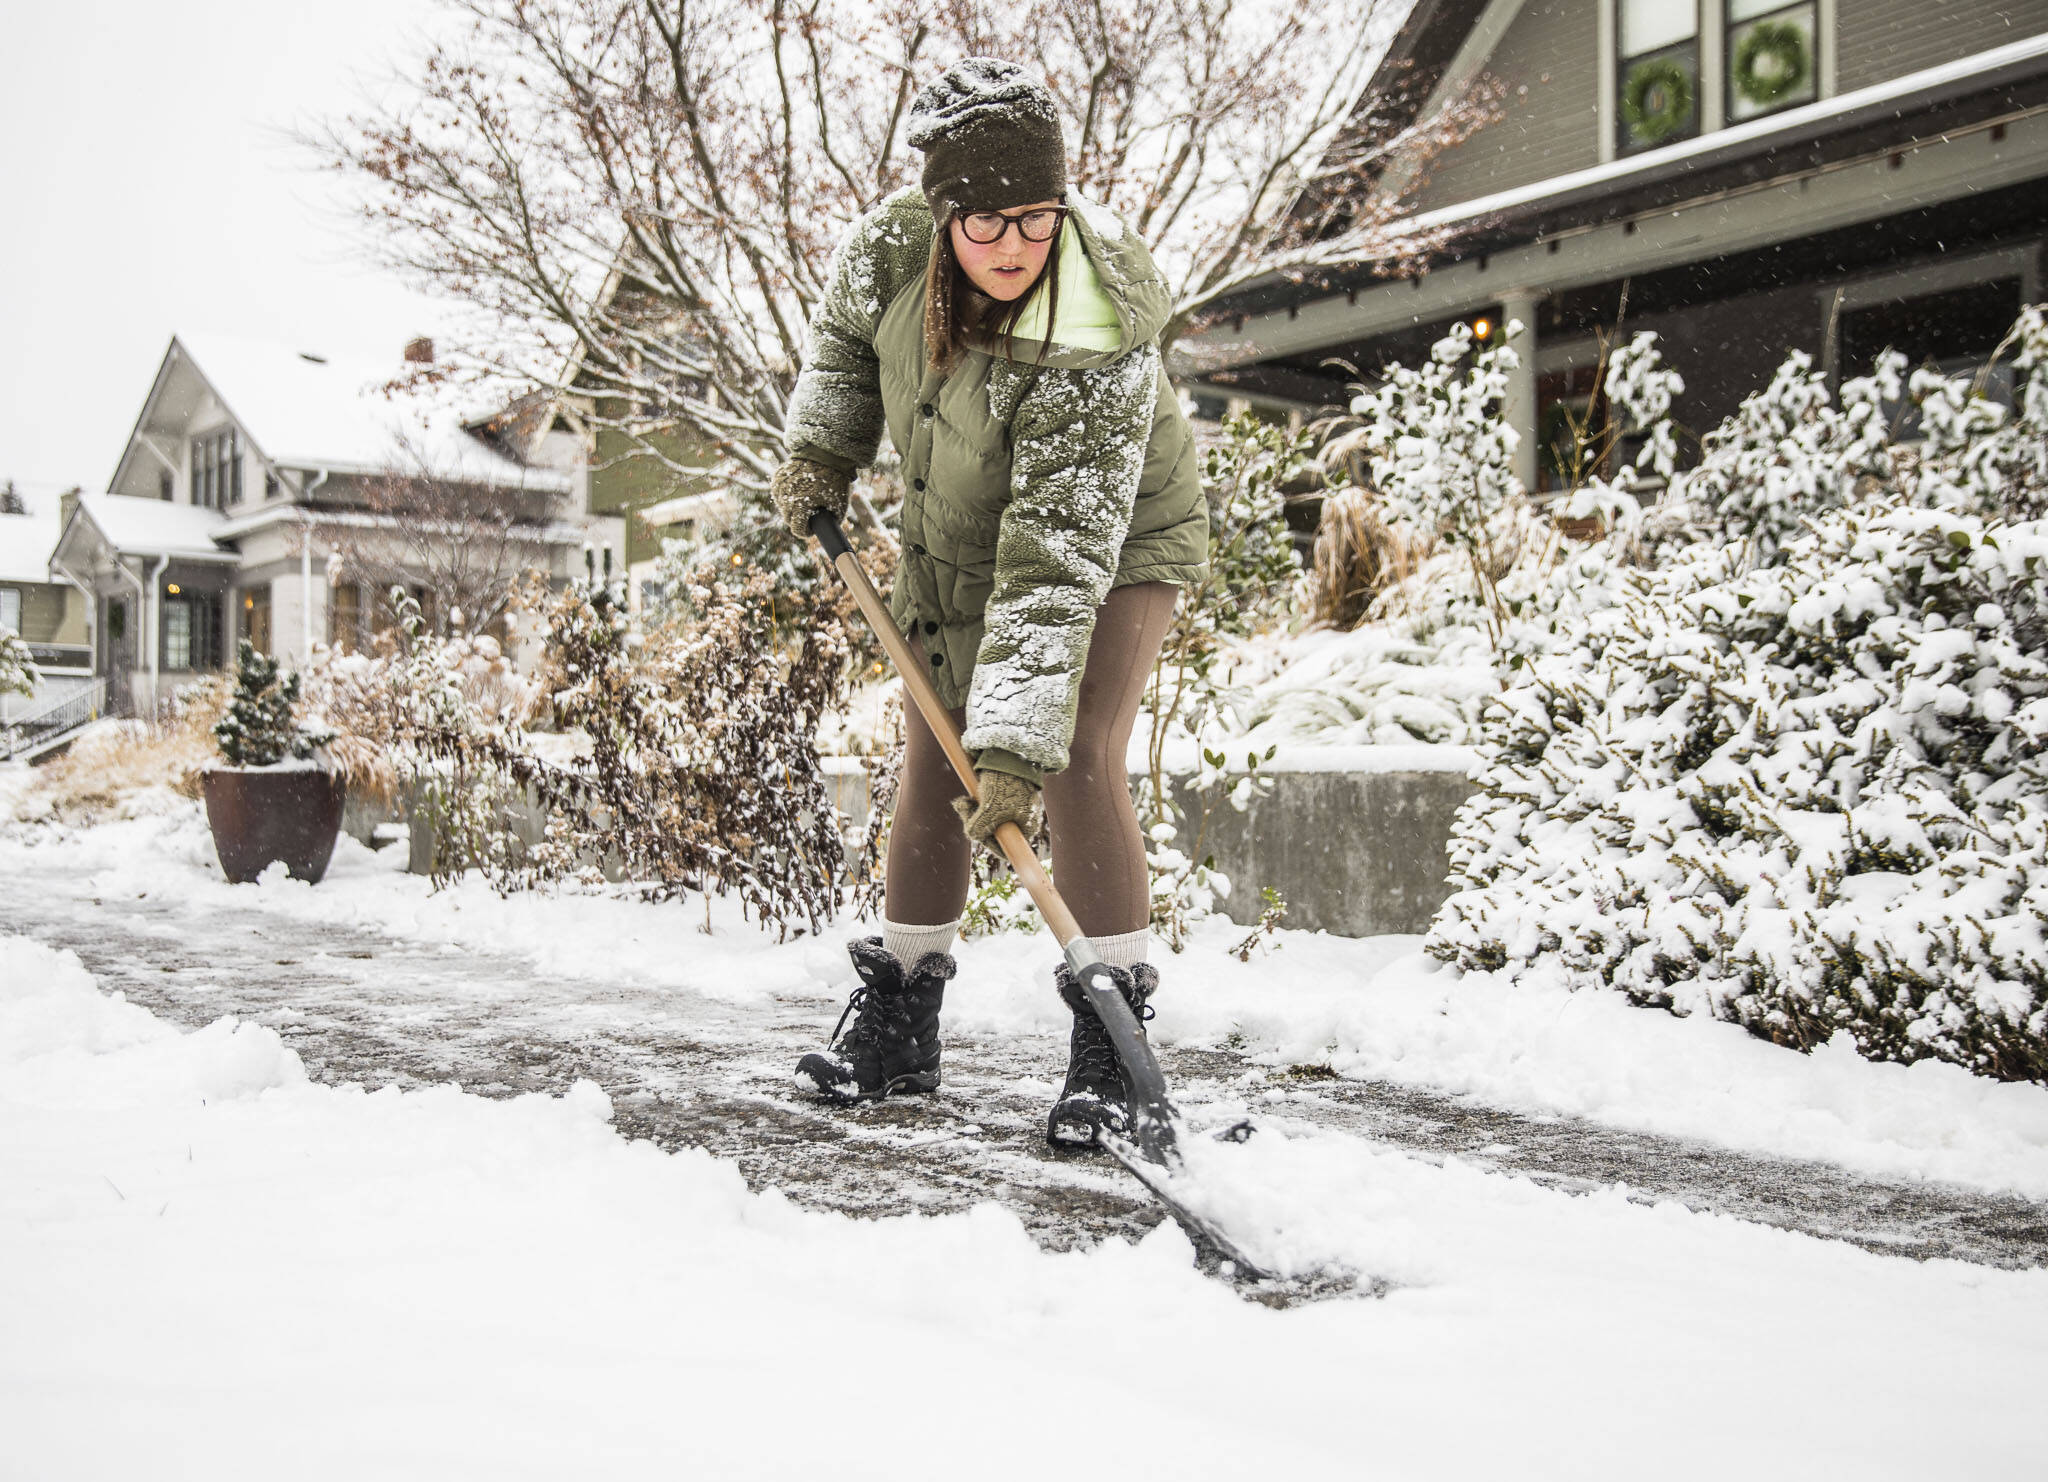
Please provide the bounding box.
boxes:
[770,456,852,540]
[951,768,1043,850]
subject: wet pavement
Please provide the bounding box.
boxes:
[6,855,2045,1274]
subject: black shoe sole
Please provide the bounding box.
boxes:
[794,1060,941,1102]
[1046,1104,1127,1150]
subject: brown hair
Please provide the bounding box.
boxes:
[923,207,1064,375]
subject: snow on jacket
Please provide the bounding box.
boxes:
[783,185,1208,781]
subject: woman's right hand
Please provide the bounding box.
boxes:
[769,457,852,539]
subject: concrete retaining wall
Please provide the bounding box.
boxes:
[378,748,1481,939]
[825,747,1481,939]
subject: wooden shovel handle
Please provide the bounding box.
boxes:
[809,512,1087,949]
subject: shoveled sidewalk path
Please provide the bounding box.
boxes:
[5,851,2043,1273]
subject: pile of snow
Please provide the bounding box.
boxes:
[5,924,2047,1479]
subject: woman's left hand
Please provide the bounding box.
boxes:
[952,769,1042,849]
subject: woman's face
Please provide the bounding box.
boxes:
[948,199,1062,302]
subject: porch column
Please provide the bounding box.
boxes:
[1499,291,1540,497]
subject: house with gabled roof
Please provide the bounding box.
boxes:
[1177,1,2048,498]
[49,333,625,716]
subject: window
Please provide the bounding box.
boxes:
[188,427,243,510]
[0,587,20,634]
[164,601,191,670]
[1726,0,1817,125]
[159,469,174,502]
[163,594,222,671]
[1617,0,1700,156]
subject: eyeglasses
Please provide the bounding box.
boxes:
[957,205,1067,245]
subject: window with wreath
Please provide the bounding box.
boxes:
[1726,0,1817,125]
[1617,0,1701,156]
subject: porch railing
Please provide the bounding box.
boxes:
[1,678,108,762]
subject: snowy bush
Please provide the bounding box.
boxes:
[1428,306,2048,1082]
[0,624,35,700]
[394,565,860,937]
[1321,318,1526,640]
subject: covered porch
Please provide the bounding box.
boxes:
[49,494,241,717]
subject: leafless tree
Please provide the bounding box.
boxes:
[312,0,1500,506]
[319,462,560,640]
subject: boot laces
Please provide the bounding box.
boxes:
[832,985,912,1052]
[1071,991,1154,1091]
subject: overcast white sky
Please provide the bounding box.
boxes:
[0,0,460,491]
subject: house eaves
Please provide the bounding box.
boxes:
[1209,30,2048,325]
[208,502,596,550]
[54,493,240,568]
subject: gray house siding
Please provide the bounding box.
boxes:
[1835,0,2048,92]
[1409,0,1602,215]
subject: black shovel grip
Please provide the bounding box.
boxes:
[808,510,853,561]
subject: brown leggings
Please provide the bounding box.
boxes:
[886,582,1181,937]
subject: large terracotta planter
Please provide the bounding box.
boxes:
[202,766,346,884]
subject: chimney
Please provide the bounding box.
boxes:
[404,336,435,365]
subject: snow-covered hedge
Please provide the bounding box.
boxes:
[1,624,35,701]
[1429,305,2048,1083]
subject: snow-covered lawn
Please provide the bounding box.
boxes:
[4,795,2047,1478]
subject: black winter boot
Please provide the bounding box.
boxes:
[794,937,954,1101]
[1047,961,1159,1148]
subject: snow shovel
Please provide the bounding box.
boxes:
[809,512,1271,1279]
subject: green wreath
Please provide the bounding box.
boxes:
[1622,56,1693,143]
[1733,20,1810,106]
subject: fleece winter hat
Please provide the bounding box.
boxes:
[908,57,1067,222]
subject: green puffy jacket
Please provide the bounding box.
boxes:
[784,185,1208,783]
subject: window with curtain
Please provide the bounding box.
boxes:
[1617,0,1701,156]
[0,587,20,634]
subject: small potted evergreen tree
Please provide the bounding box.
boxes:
[203,640,343,883]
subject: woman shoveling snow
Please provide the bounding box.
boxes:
[772,56,1208,1151]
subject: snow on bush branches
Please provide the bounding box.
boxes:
[1430,304,2048,1084]
[385,567,858,939]
[0,623,35,700]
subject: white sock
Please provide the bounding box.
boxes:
[883,917,960,966]
[1091,928,1151,970]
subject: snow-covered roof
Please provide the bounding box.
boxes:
[171,332,574,493]
[66,492,235,562]
[0,483,74,584]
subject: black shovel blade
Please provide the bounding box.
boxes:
[1102,1135,1275,1281]
[1066,956,1275,1281]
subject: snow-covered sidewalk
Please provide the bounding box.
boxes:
[4,798,2048,1478]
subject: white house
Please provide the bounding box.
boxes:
[49,333,626,716]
